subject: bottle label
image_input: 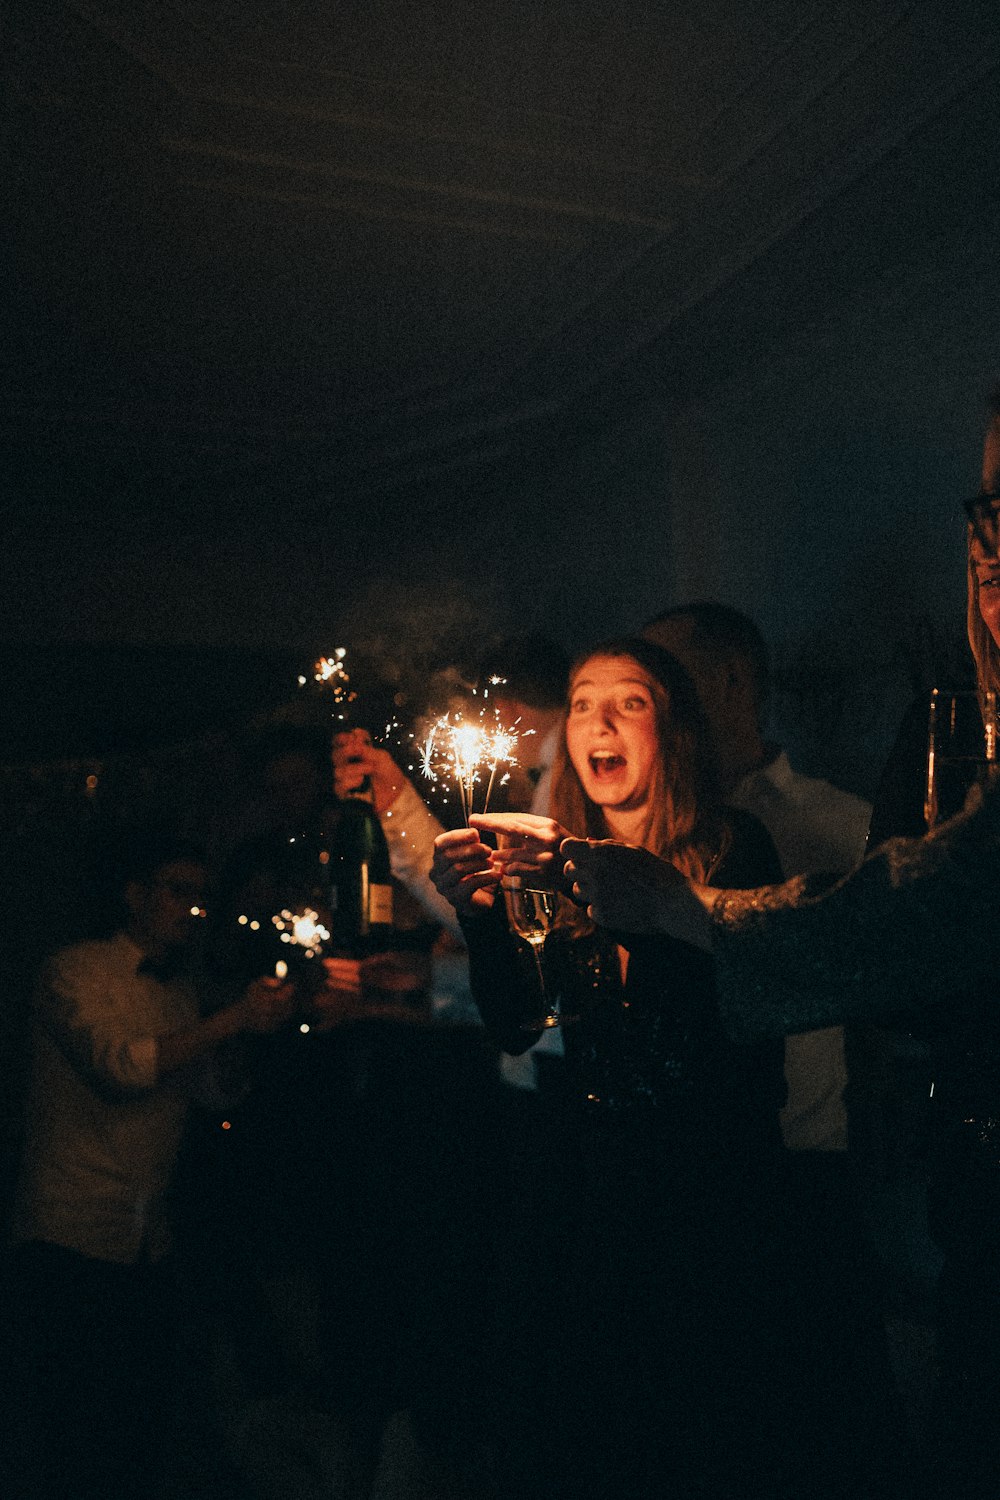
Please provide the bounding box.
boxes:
[369,883,394,926]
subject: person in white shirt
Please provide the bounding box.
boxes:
[12,830,294,1500]
[642,602,871,1150]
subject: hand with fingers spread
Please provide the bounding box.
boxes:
[468,811,573,891]
[332,728,405,814]
[560,836,715,950]
[320,955,364,1001]
[311,953,432,1028]
[431,827,503,917]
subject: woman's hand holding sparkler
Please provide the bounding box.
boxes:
[431,828,503,916]
[332,728,405,813]
[466,813,573,1030]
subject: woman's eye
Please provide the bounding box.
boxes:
[570,698,590,714]
[979,576,1000,591]
[622,696,649,711]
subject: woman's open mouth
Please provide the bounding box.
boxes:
[589,750,626,778]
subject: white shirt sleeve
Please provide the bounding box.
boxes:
[381,778,464,940]
[39,948,161,1094]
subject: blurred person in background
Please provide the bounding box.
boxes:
[642,602,903,1494]
[9,828,294,1500]
[479,634,570,817]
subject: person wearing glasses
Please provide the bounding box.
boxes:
[559,392,1000,1045]
[562,389,1000,1494]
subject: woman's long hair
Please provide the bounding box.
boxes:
[968,395,1000,696]
[549,636,727,886]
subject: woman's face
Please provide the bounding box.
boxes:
[565,654,661,819]
[973,518,1000,648]
[976,422,1000,647]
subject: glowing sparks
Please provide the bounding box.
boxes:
[419,706,519,824]
[298,647,357,713]
[271,907,330,960]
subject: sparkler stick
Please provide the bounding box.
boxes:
[483,725,518,813]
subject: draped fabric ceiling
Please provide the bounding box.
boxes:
[3,1,1000,758]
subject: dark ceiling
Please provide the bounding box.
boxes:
[6,0,998,531]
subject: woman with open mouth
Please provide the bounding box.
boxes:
[430,637,805,1500]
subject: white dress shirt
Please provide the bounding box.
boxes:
[14,932,198,1263]
[730,750,872,1151]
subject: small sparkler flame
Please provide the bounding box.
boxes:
[271,907,331,960]
[420,704,519,824]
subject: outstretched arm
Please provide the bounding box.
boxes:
[155,977,296,1078]
[709,791,1000,1041]
[560,837,715,949]
[561,784,1000,1043]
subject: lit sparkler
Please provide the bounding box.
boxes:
[271,907,330,959]
[419,703,519,825]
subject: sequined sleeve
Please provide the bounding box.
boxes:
[711,783,1000,1043]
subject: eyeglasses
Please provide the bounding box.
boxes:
[964,492,1000,554]
[964,491,1000,522]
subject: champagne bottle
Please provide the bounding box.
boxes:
[328,782,394,957]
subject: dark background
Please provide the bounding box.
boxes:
[3,1,999,786]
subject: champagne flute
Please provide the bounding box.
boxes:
[924,689,998,829]
[501,874,563,1031]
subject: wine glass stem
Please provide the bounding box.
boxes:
[530,941,555,1020]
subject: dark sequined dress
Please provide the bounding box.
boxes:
[462,810,794,1498]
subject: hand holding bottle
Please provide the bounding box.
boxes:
[332,729,405,814]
